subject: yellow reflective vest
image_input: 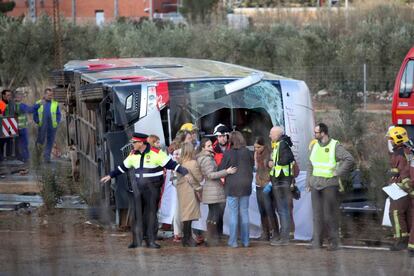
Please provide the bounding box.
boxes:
[36,100,59,128]
[309,139,338,178]
[270,141,293,177]
[122,146,169,181]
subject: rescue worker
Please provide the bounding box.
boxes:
[212,124,231,166]
[306,123,354,251]
[14,91,33,163]
[386,126,413,252]
[179,123,199,149]
[268,126,295,246]
[212,123,231,238]
[33,88,61,163]
[101,132,189,249]
[0,89,14,162]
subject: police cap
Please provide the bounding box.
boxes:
[130,132,148,143]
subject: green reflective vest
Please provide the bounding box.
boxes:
[15,103,27,129]
[309,139,338,178]
[36,100,58,128]
[270,141,293,177]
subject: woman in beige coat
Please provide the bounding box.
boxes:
[196,138,237,246]
[176,142,203,247]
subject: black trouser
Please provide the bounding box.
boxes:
[311,186,340,246]
[0,137,13,160]
[271,176,292,241]
[256,186,279,233]
[130,181,162,245]
[207,202,225,224]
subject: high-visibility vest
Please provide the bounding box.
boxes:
[122,146,168,182]
[270,141,293,177]
[309,139,338,178]
[15,103,27,129]
[37,100,58,128]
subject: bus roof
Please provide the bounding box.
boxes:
[64,57,289,84]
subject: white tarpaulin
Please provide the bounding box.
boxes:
[158,170,313,240]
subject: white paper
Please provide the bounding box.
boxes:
[382,183,408,200]
[382,197,391,227]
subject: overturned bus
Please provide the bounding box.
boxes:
[52,58,314,234]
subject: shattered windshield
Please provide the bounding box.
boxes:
[169,80,284,138]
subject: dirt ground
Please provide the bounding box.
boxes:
[0,209,412,276]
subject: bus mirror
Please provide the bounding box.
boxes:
[224,72,264,95]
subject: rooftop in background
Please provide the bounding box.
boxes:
[6,0,178,24]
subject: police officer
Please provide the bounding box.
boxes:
[306,123,354,251]
[101,132,189,249]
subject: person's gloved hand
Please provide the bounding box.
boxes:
[263,183,272,194]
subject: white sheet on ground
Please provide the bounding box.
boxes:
[158,171,313,240]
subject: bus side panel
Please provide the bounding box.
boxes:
[280,80,314,171]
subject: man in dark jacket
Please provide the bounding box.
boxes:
[268,126,295,246]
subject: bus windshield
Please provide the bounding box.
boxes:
[168,80,284,144]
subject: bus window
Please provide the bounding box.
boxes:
[400,60,414,98]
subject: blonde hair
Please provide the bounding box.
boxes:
[180,142,195,163]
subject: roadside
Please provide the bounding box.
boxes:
[0,209,411,276]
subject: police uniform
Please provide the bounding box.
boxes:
[108,133,188,248]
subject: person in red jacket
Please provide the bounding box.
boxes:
[212,124,231,166]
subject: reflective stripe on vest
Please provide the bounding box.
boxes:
[309,139,338,178]
[16,103,27,129]
[37,100,58,128]
[123,148,168,181]
[270,141,293,177]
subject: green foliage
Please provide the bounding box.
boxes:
[38,166,65,210]
[181,0,220,23]
[0,0,15,14]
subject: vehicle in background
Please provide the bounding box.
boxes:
[153,12,187,25]
[392,46,414,136]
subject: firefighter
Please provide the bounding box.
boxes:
[211,123,231,238]
[268,126,295,246]
[306,123,354,251]
[33,88,61,163]
[386,126,413,252]
[101,132,189,249]
[212,124,231,166]
[179,123,199,148]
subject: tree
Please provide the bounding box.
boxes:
[181,0,219,23]
[0,0,15,14]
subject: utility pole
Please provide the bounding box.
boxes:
[28,0,36,22]
[149,0,153,21]
[114,0,119,18]
[53,0,63,70]
[72,0,76,25]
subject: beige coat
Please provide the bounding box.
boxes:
[196,150,227,204]
[177,159,203,222]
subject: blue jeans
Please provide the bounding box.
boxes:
[227,195,250,247]
[17,128,29,162]
[272,176,292,241]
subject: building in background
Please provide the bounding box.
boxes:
[7,0,179,24]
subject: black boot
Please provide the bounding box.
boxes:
[205,221,219,246]
[259,217,270,241]
[182,221,197,247]
[390,237,408,251]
